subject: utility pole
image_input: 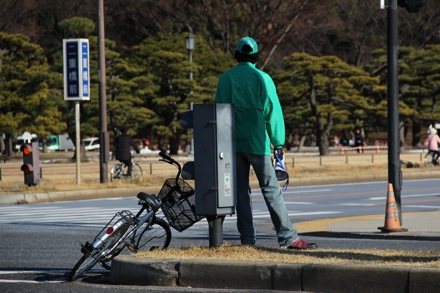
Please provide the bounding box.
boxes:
[98,0,109,183]
[386,0,402,223]
[385,0,429,226]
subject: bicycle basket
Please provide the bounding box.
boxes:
[157,178,204,232]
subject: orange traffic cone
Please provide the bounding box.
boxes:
[378,183,408,233]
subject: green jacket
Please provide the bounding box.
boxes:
[214,62,285,155]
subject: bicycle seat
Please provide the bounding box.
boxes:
[137,192,159,211]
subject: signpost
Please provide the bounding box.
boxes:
[63,39,90,184]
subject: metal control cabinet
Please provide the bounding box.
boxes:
[193,104,236,216]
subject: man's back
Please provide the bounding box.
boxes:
[215,62,284,156]
[115,134,137,161]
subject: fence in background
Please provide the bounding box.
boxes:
[0,151,430,185]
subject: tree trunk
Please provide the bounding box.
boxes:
[319,133,330,156]
[5,135,14,157]
[167,122,182,155]
[399,121,405,150]
[0,135,5,154]
[41,137,48,153]
[412,119,421,147]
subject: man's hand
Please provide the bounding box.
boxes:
[274,148,284,161]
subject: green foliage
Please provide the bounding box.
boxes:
[276,52,379,154]
[400,45,440,119]
[58,17,96,38]
[126,33,234,152]
[0,32,65,138]
[369,45,439,134]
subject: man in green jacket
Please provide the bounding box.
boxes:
[215,37,317,250]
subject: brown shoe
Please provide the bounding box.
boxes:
[285,239,318,250]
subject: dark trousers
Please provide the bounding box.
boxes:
[122,159,133,176]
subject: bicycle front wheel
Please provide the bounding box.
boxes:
[132,163,143,182]
[135,217,171,252]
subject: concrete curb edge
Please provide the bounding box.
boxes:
[0,186,157,205]
[110,256,440,292]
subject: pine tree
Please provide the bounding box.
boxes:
[0,32,66,154]
[276,52,380,155]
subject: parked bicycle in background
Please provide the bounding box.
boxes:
[68,152,203,281]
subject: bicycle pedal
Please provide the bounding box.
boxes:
[127,244,138,253]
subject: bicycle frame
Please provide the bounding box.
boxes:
[100,152,192,253]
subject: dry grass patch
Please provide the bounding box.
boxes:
[289,164,388,179]
[135,243,440,268]
[0,175,167,194]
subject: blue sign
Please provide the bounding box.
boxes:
[63,39,90,101]
[81,41,89,98]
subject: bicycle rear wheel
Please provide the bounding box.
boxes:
[68,220,130,281]
[135,217,171,252]
[68,248,101,281]
[132,163,143,182]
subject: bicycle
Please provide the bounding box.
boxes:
[110,157,143,182]
[68,151,203,281]
[424,150,440,167]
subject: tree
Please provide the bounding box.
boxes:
[331,0,387,66]
[127,34,193,154]
[366,46,430,148]
[106,39,158,140]
[276,52,380,155]
[0,32,66,154]
[128,33,234,154]
[398,45,440,146]
[398,1,440,48]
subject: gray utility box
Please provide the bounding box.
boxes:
[192,103,236,216]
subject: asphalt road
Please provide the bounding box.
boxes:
[1,179,440,292]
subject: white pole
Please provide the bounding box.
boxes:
[75,101,81,184]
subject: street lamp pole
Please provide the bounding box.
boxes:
[185,32,196,155]
[186,32,195,81]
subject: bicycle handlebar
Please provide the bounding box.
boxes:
[159,151,176,164]
[158,152,183,188]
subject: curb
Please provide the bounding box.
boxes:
[299,231,440,241]
[0,186,158,205]
[110,256,440,292]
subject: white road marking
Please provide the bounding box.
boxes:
[340,203,376,206]
[369,193,440,201]
[0,268,108,284]
[0,279,65,284]
[283,189,332,194]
